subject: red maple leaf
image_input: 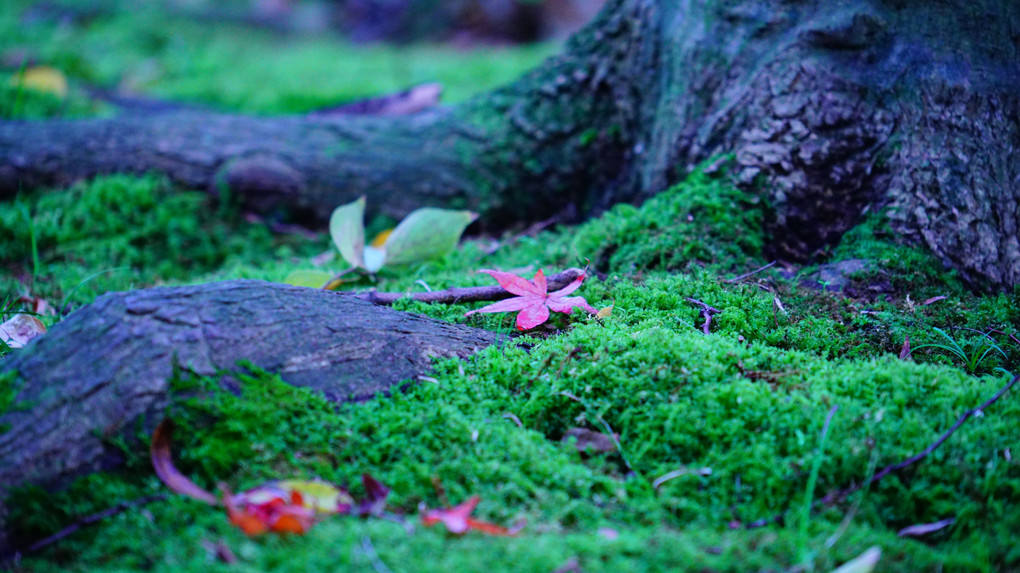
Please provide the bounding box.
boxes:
[421,496,523,536]
[465,269,597,330]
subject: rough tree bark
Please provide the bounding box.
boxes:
[2,0,1017,287]
[0,280,498,553]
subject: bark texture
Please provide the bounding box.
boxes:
[2,1,1017,288]
[0,280,497,550]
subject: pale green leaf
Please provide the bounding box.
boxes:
[329,197,366,269]
[382,208,477,266]
[363,245,387,273]
[282,269,335,288]
[830,547,881,573]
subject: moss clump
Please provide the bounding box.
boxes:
[571,167,764,274]
[0,175,317,308]
[0,76,100,120]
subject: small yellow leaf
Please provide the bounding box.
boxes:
[277,479,354,514]
[10,66,68,99]
[596,304,614,319]
[370,228,393,248]
[283,269,335,288]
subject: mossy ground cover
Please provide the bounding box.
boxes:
[2,3,1020,572]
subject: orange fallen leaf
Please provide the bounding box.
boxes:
[151,419,368,536]
[221,483,317,535]
[421,496,523,536]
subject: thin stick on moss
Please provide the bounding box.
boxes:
[349,268,586,306]
[24,493,169,554]
[746,374,1020,529]
[822,373,1020,504]
[685,298,721,334]
[723,261,776,284]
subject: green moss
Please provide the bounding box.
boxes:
[571,166,764,274]
[0,175,318,308]
[2,5,1018,568]
[0,76,102,120]
[0,369,20,430]
[0,1,556,116]
[12,315,1019,570]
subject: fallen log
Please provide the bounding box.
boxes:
[0,280,498,553]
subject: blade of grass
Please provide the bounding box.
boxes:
[60,267,131,315]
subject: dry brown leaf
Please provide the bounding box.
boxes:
[898,335,912,361]
[562,427,616,454]
[0,313,46,348]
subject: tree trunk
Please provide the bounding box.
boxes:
[2,0,1017,288]
[0,280,497,552]
[1,1,1014,285]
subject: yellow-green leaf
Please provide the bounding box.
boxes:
[10,66,68,98]
[283,269,335,288]
[383,208,477,266]
[329,197,366,269]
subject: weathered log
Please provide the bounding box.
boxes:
[0,279,497,551]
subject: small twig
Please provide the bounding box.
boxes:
[822,373,1020,504]
[724,261,776,284]
[746,374,1020,529]
[25,494,168,553]
[685,298,721,334]
[986,327,1020,348]
[502,412,524,428]
[348,268,586,306]
[555,346,584,378]
[360,535,394,573]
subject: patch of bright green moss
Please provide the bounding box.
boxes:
[11,314,1018,570]
[776,215,1020,374]
[1,160,1017,571]
[570,167,764,274]
[0,76,101,120]
[0,175,318,308]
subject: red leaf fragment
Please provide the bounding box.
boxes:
[358,473,391,517]
[421,496,523,536]
[150,419,375,537]
[150,420,218,505]
[221,484,316,535]
[465,268,597,330]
